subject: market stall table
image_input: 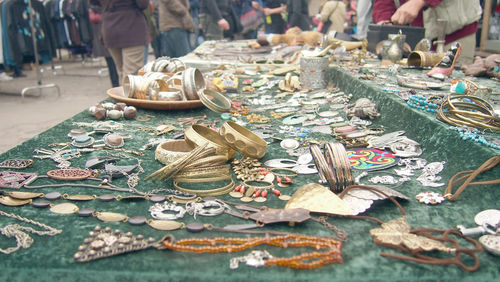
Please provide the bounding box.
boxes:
[0,43,499,281]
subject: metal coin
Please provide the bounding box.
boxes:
[149,195,166,202]
[186,222,205,233]
[279,195,292,201]
[50,202,79,214]
[253,197,267,203]
[98,194,116,202]
[96,212,128,222]
[0,196,32,206]
[229,191,243,198]
[32,199,51,208]
[78,208,96,217]
[147,220,184,231]
[240,196,253,202]
[44,191,62,201]
[128,216,147,226]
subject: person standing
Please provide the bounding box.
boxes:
[158,0,195,58]
[287,0,311,30]
[200,0,242,40]
[252,0,287,34]
[90,0,149,84]
[317,0,346,33]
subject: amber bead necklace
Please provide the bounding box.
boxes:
[161,233,343,269]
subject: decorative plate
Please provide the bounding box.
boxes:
[347,148,399,171]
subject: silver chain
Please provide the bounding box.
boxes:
[0,210,62,254]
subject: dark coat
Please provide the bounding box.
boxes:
[89,0,149,48]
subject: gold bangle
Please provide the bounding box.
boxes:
[219,121,267,159]
[155,139,194,165]
[183,155,229,169]
[198,88,231,113]
[173,176,235,197]
[177,164,231,178]
[185,124,235,160]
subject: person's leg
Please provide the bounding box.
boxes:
[108,47,124,84]
[166,28,191,58]
[122,45,145,78]
[105,56,120,87]
[444,33,475,65]
[143,44,149,65]
[355,0,372,39]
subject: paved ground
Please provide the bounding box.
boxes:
[0,54,114,153]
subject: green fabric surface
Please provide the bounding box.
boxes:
[0,63,499,282]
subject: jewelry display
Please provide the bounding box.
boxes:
[0,209,62,254]
[354,171,408,189]
[0,159,34,169]
[231,180,281,202]
[394,158,427,177]
[0,171,38,189]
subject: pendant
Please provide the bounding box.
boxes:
[64,194,96,201]
[147,220,184,231]
[0,171,37,189]
[479,235,500,256]
[3,191,43,200]
[47,169,92,181]
[74,226,158,262]
[50,202,79,214]
[0,196,32,206]
[248,208,311,225]
[0,159,34,169]
[95,212,129,222]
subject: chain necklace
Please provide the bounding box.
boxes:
[0,209,62,254]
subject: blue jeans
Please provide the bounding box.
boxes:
[160,28,191,58]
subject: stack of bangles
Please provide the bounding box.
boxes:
[437,95,500,130]
[310,142,354,193]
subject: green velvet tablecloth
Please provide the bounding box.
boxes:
[0,62,499,282]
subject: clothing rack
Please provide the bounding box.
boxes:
[20,0,60,98]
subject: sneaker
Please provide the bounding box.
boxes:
[0,72,13,81]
